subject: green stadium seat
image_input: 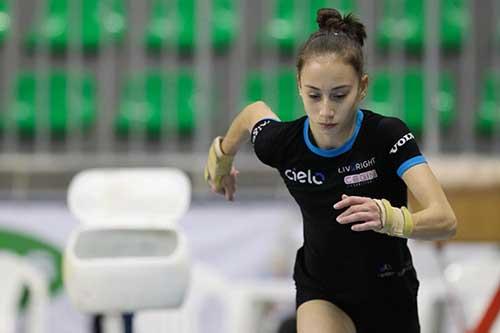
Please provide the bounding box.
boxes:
[0,0,10,45]
[212,0,238,50]
[146,0,238,53]
[26,0,126,53]
[116,70,196,137]
[376,0,468,53]
[7,71,96,138]
[261,0,356,53]
[477,74,500,135]
[366,69,455,134]
[243,68,302,121]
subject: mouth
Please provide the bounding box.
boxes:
[319,123,337,129]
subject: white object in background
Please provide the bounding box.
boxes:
[0,252,49,333]
[444,257,500,333]
[136,263,231,333]
[67,168,191,228]
[64,168,191,315]
[227,278,295,333]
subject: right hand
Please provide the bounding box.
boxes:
[208,166,239,201]
[204,136,238,201]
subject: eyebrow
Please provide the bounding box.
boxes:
[305,84,351,91]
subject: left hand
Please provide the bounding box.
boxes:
[333,194,383,232]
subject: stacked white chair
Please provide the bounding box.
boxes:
[64,168,192,331]
[0,252,48,333]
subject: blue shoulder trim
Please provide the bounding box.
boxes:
[303,109,364,158]
[396,155,427,177]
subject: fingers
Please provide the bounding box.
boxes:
[337,212,376,224]
[333,194,370,210]
[334,194,382,232]
[223,175,236,201]
[210,167,239,201]
[207,166,239,201]
[350,221,382,232]
[336,203,369,220]
[224,167,239,201]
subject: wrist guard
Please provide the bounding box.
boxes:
[204,136,234,191]
[373,199,414,238]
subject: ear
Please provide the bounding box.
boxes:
[358,74,369,100]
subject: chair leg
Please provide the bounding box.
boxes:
[92,315,102,333]
[123,313,134,333]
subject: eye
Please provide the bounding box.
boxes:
[331,94,347,101]
[308,94,321,100]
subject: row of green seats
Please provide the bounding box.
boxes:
[2,70,197,138]
[23,0,238,53]
[27,0,126,52]
[377,0,468,53]
[2,69,498,138]
[243,67,500,136]
[3,0,471,54]
[116,70,196,137]
[146,0,238,53]
[261,0,356,53]
[369,70,499,135]
[244,68,303,121]
[366,69,455,134]
[262,0,468,54]
[7,71,96,138]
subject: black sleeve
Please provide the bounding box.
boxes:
[377,117,427,177]
[251,118,289,169]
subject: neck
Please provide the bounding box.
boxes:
[309,111,358,149]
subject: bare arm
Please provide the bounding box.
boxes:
[220,101,279,155]
[205,101,278,200]
[334,163,457,241]
[402,164,457,240]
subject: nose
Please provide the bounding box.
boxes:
[319,100,335,118]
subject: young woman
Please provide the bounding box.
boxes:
[204,8,457,333]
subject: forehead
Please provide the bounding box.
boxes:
[300,55,358,87]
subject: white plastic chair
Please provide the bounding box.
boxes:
[0,252,49,333]
[64,168,192,319]
[135,263,232,333]
[226,278,295,333]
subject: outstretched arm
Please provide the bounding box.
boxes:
[204,101,279,201]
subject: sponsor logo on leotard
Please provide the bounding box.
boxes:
[390,133,415,154]
[344,169,378,186]
[251,120,271,144]
[284,168,325,185]
[338,157,376,174]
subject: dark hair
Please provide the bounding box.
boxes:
[296,8,367,81]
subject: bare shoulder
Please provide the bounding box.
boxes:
[245,101,280,129]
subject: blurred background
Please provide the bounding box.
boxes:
[0,0,499,332]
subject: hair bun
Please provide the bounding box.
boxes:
[316,8,367,46]
[317,8,344,32]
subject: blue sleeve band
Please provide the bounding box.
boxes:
[396,155,427,177]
